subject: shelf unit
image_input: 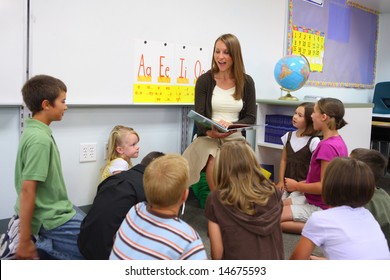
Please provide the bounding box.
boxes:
[256,99,374,183]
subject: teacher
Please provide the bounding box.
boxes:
[183,33,256,192]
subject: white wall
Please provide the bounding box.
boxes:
[51,106,183,208]
[0,107,19,218]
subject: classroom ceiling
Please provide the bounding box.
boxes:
[351,0,390,13]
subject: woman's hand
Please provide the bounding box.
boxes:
[217,120,232,128]
[206,125,235,138]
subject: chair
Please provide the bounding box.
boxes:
[371,82,390,172]
[373,82,390,114]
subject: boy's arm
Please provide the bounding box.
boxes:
[17,180,39,260]
[208,220,223,260]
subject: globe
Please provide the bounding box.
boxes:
[274,54,310,100]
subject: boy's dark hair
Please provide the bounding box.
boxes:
[22,75,67,115]
[322,157,375,208]
[350,148,388,183]
[140,151,165,167]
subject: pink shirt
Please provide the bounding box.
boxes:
[305,136,348,209]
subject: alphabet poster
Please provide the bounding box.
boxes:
[133,39,210,104]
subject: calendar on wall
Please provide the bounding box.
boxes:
[291,25,325,73]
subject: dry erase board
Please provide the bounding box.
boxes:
[29,0,286,105]
[0,0,25,105]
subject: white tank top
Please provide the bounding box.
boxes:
[211,86,243,122]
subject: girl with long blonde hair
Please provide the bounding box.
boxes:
[204,141,284,259]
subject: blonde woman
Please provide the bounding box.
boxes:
[204,141,284,260]
[100,125,140,181]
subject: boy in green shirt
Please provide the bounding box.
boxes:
[7,75,85,259]
[350,148,390,250]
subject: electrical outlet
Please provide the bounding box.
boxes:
[79,143,97,162]
[104,142,108,160]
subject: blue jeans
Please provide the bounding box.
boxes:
[36,206,86,260]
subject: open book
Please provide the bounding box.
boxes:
[188,110,265,133]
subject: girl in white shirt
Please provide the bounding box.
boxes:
[290,157,390,260]
[276,102,320,199]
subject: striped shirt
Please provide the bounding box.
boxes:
[109,202,207,260]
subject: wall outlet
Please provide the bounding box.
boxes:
[79,143,97,162]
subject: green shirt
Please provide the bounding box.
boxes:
[14,118,75,234]
[365,187,390,250]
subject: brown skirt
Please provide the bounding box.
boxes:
[182,132,245,186]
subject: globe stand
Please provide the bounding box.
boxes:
[278,90,299,101]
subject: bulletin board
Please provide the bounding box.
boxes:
[288,0,379,89]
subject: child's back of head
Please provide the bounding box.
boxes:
[144,154,189,208]
[214,140,276,215]
[350,148,388,184]
[322,157,375,208]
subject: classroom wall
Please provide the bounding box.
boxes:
[1,1,389,220]
[0,107,19,218]
[50,106,184,207]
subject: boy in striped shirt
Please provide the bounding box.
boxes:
[110,154,207,260]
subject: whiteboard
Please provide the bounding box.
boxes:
[0,0,25,105]
[29,0,286,105]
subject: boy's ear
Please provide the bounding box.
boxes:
[41,100,50,110]
[182,189,189,202]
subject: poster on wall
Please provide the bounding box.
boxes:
[288,0,379,88]
[133,39,210,104]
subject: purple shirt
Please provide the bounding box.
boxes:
[305,136,348,209]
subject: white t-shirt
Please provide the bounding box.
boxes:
[211,86,243,123]
[109,157,129,174]
[281,131,320,153]
[302,205,390,260]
